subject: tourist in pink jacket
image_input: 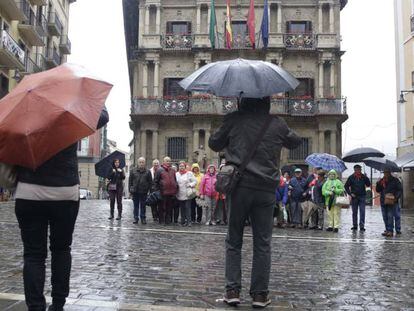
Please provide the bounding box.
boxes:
[200,164,217,225]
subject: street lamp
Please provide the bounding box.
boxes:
[398,89,414,103]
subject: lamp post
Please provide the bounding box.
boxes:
[398,89,414,103]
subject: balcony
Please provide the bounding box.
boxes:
[21,56,42,76]
[268,33,284,48]
[193,34,210,48]
[0,30,26,71]
[283,33,316,50]
[141,34,161,49]
[317,34,340,49]
[161,34,193,50]
[45,48,60,68]
[47,11,63,37]
[0,0,30,21]
[215,32,260,49]
[131,97,347,116]
[29,0,47,5]
[59,35,71,54]
[18,9,46,46]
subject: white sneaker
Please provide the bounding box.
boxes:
[205,221,210,225]
[211,222,216,226]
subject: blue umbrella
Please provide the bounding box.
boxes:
[95,151,126,178]
[305,153,347,173]
[179,58,299,98]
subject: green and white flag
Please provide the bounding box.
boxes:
[209,0,216,48]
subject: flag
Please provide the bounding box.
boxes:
[225,0,233,49]
[247,0,255,48]
[260,0,269,48]
[209,0,216,48]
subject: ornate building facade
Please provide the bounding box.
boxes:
[124,0,348,171]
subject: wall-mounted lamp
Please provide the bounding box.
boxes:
[398,89,414,103]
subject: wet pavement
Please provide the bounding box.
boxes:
[0,199,414,310]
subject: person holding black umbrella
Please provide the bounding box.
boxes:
[107,159,126,220]
[344,164,371,231]
[376,168,402,237]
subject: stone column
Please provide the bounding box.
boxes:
[318,60,324,98]
[193,129,200,152]
[139,7,144,45]
[140,130,147,158]
[277,4,282,33]
[268,4,271,32]
[142,61,148,98]
[196,4,201,34]
[152,130,158,160]
[330,60,336,97]
[319,130,325,153]
[144,5,150,35]
[205,129,211,159]
[207,4,211,33]
[154,60,160,97]
[155,5,161,34]
[330,130,337,155]
[133,63,139,97]
[329,3,334,33]
[318,4,323,33]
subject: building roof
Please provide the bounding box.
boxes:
[340,0,348,10]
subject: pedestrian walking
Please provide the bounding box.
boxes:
[322,170,345,232]
[14,107,108,311]
[309,170,326,230]
[376,168,402,237]
[200,164,218,225]
[108,159,126,220]
[344,164,371,231]
[129,157,152,224]
[209,97,301,308]
[150,159,160,222]
[275,175,288,228]
[153,157,178,225]
[191,163,204,223]
[176,161,197,226]
[288,168,307,228]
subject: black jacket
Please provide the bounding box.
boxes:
[108,168,126,189]
[376,176,402,206]
[345,174,371,197]
[208,99,301,193]
[129,167,152,194]
[17,107,109,187]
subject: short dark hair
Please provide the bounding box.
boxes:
[354,164,362,169]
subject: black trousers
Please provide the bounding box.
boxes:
[190,198,203,222]
[15,199,79,311]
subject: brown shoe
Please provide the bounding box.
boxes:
[252,293,271,308]
[223,290,240,306]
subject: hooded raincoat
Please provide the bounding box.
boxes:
[322,170,345,207]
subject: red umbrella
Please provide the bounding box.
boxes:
[0,63,112,169]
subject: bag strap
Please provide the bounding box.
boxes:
[238,116,272,175]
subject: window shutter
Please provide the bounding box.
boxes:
[187,22,192,34]
[306,21,312,33]
[163,78,168,96]
[166,22,172,34]
[286,21,292,33]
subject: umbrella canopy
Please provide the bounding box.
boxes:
[0,63,112,169]
[362,157,400,173]
[179,58,299,98]
[95,151,126,178]
[305,153,347,173]
[342,147,385,163]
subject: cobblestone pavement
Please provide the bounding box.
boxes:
[1,199,414,311]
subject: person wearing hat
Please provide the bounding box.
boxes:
[288,168,307,228]
[344,164,371,231]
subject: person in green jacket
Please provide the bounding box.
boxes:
[322,169,345,232]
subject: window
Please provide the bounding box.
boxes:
[231,21,247,37]
[291,78,314,98]
[167,137,187,161]
[286,21,312,33]
[77,137,89,156]
[289,138,311,160]
[0,75,9,99]
[166,21,191,34]
[163,78,187,97]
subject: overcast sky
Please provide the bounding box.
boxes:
[68,0,398,158]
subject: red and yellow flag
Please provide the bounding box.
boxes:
[247,0,255,48]
[225,0,233,49]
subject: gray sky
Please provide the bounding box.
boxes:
[68,0,398,158]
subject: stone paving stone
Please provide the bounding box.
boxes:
[1,200,414,310]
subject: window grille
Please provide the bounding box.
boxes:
[289,138,311,160]
[167,137,187,161]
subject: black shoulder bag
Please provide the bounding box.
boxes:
[215,116,272,194]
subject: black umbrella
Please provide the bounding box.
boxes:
[342,147,385,163]
[95,151,126,178]
[362,157,400,173]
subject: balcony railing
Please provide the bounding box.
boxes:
[215,31,261,49]
[22,56,41,74]
[283,33,316,50]
[161,33,193,49]
[18,9,46,46]
[0,0,30,21]
[131,97,347,116]
[45,48,60,67]
[0,30,25,68]
[59,35,71,54]
[47,11,63,36]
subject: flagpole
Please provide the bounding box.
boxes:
[214,2,219,49]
